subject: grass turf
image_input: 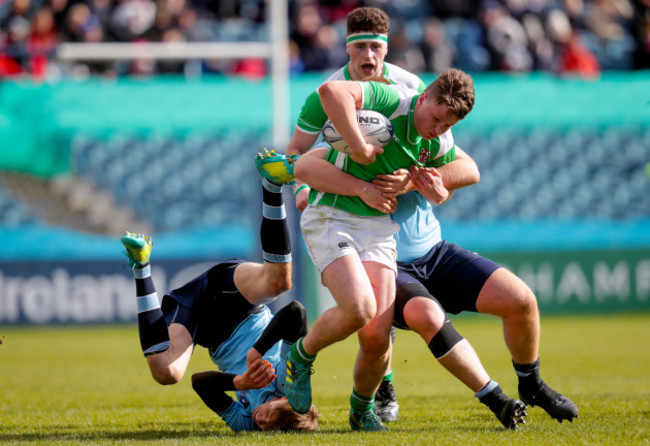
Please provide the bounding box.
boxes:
[1,314,648,445]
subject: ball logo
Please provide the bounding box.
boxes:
[358,116,381,125]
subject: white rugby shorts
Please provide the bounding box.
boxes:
[300,204,399,274]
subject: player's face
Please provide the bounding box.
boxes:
[346,41,388,80]
[414,92,459,140]
[252,397,285,430]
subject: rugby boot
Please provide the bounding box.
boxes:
[480,390,528,430]
[285,351,314,414]
[519,382,578,423]
[349,409,388,432]
[373,379,399,422]
[255,149,298,185]
[121,232,152,269]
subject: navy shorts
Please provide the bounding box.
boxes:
[161,258,263,350]
[395,240,501,320]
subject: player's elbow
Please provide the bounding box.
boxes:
[151,366,184,385]
[470,167,480,185]
[318,81,336,99]
[267,274,292,296]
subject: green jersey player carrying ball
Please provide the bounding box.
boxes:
[281,69,476,432]
[295,71,579,427]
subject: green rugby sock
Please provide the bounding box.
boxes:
[350,388,374,413]
[290,337,316,364]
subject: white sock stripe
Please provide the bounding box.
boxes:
[262,177,282,193]
[475,380,499,398]
[263,252,292,263]
[263,203,286,219]
[134,264,151,279]
[351,392,374,404]
[137,292,160,313]
[296,345,313,363]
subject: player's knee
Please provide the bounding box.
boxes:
[281,301,309,337]
[358,328,391,357]
[340,295,376,330]
[346,311,374,333]
[427,320,464,359]
[403,298,445,335]
[506,283,538,318]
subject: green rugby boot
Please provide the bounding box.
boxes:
[285,351,314,414]
[121,232,153,269]
[349,409,388,432]
[255,149,298,185]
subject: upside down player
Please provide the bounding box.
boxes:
[120,168,318,432]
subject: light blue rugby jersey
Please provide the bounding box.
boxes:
[393,191,442,262]
[393,129,456,263]
[209,306,286,432]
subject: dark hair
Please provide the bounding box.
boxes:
[347,7,390,35]
[424,68,475,120]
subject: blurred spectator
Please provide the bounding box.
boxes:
[110,0,157,41]
[419,18,456,72]
[0,15,32,77]
[558,30,601,77]
[385,26,426,72]
[483,0,534,71]
[0,0,645,79]
[300,23,347,71]
[288,38,305,74]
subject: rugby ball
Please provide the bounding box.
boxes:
[322,109,393,154]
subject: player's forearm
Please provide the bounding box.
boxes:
[319,82,369,158]
[438,147,480,190]
[294,152,372,196]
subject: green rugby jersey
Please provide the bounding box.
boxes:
[295,62,426,135]
[304,81,456,216]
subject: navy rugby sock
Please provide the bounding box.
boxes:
[133,264,170,356]
[514,358,543,392]
[261,178,291,263]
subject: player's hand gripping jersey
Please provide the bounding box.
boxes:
[297,80,457,217]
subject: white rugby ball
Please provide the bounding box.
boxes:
[322,109,393,154]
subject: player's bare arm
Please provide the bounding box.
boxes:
[318,81,383,165]
[436,146,480,190]
[294,147,396,213]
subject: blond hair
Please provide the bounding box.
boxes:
[264,399,319,432]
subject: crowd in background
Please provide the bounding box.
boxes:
[1,0,649,80]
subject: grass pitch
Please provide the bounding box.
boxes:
[1,314,648,445]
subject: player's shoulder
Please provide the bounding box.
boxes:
[384,63,425,91]
[323,66,347,83]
